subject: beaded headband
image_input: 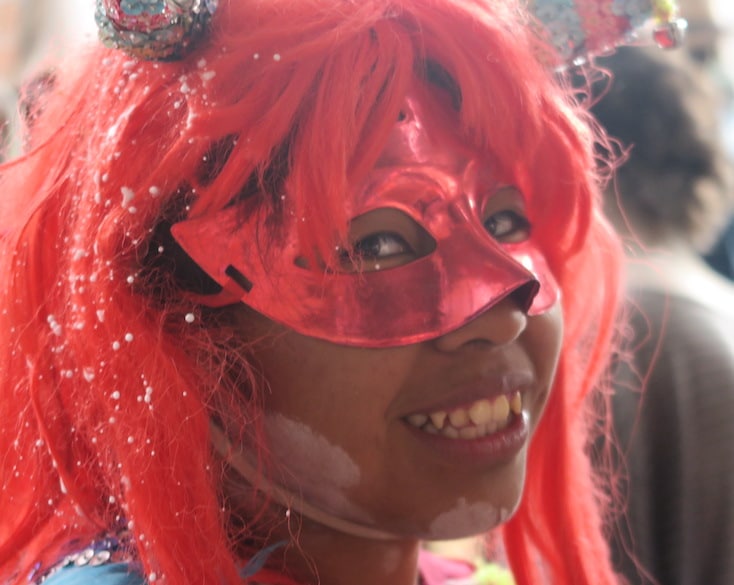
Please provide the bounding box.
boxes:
[95,0,682,63]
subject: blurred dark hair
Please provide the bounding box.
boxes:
[591,46,734,251]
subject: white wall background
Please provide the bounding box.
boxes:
[0,0,94,157]
[57,0,97,45]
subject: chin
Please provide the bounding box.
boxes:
[422,496,520,540]
[377,490,522,541]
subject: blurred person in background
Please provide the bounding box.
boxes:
[591,45,734,585]
[676,0,734,278]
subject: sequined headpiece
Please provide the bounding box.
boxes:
[95,0,218,60]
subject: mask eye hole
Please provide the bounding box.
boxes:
[482,186,532,244]
[337,208,436,273]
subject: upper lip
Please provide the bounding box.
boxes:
[402,368,535,417]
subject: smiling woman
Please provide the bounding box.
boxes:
[0,1,676,584]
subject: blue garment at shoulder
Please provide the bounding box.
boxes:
[42,563,145,585]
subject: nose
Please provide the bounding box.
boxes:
[432,288,530,352]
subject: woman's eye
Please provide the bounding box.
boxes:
[339,232,413,271]
[353,232,411,259]
[484,210,531,243]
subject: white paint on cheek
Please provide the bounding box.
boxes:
[264,413,373,522]
[265,412,359,487]
[426,498,511,540]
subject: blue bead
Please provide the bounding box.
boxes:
[120,0,166,17]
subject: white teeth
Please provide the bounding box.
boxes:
[459,426,479,439]
[443,426,459,439]
[448,408,469,427]
[510,392,522,415]
[468,399,493,425]
[430,411,447,430]
[405,391,523,440]
[492,395,510,421]
[407,413,428,427]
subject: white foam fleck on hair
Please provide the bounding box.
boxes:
[46,315,62,336]
[180,76,191,94]
[121,187,135,208]
[200,70,216,82]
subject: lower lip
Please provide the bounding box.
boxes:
[402,412,530,468]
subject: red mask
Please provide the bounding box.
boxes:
[171,90,560,347]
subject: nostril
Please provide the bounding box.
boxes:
[511,280,540,313]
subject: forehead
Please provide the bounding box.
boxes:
[353,89,501,215]
[375,91,467,167]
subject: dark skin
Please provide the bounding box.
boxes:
[225,294,563,585]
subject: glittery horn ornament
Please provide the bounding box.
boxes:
[531,0,685,64]
[95,0,218,60]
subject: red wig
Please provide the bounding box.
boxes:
[0,0,624,583]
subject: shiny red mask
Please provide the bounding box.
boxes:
[171,91,560,347]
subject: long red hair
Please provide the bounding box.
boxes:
[0,0,623,583]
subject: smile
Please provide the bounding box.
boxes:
[405,392,523,439]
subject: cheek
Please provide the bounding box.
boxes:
[250,336,423,519]
[539,301,563,369]
[527,301,564,426]
[257,335,419,424]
